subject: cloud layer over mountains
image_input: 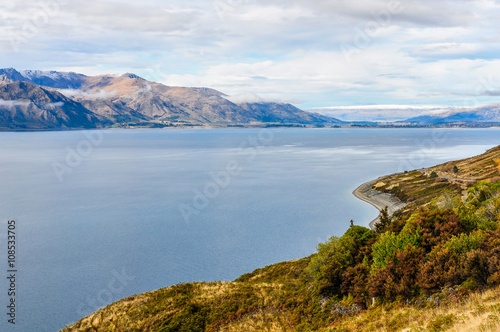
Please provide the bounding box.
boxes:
[2,0,500,110]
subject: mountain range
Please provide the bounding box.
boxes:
[404,104,500,124]
[0,68,343,130]
[1,67,500,130]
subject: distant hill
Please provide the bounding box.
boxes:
[0,68,344,129]
[404,103,500,124]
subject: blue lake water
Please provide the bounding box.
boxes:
[0,128,499,331]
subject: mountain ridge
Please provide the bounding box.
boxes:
[404,103,500,124]
[0,68,344,129]
[3,67,500,129]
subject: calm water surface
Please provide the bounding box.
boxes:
[0,128,499,331]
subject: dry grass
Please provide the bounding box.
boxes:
[217,308,294,332]
[374,170,462,213]
[375,146,500,214]
[320,287,500,332]
[63,284,500,332]
[431,146,500,181]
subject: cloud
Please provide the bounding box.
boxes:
[224,92,296,104]
[225,93,264,104]
[0,99,65,110]
[483,90,500,96]
[1,0,500,108]
[73,1,200,33]
[309,105,461,122]
[404,42,493,60]
[0,99,30,107]
[43,101,64,108]
[58,89,117,99]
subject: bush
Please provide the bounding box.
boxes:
[308,226,375,297]
[418,232,487,293]
[341,263,370,306]
[444,231,483,256]
[412,210,465,253]
[462,249,489,288]
[418,247,463,293]
[467,182,498,208]
[372,222,422,271]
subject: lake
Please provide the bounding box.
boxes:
[0,128,499,331]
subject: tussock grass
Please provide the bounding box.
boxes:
[320,287,500,332]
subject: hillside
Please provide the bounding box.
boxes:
[372,145,500,215]
[0,68,343,129]
[61,146,500,331]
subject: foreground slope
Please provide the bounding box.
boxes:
[62,279,500,332]
[62,145,500,332]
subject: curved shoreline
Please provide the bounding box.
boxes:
[353,176,407,230]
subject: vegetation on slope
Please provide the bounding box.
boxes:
[372,145,500,214]
[62,146,500,332]
[320,286,500,332]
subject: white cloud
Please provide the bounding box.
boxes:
[58,89,117,99]
[309,105,465,122]
[410,42,484,56]
[43,101,64,108]
[0,99,30,107]
[225,93,264,104]
[1,0,500,108]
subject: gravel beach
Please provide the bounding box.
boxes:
[353,177,407,230]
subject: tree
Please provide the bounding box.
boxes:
[430,171,438,178]
[375,206,391,233]
[453,165,459,173]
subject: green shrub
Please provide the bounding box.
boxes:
[308,226,375,297]
[444,231,484,256]
[372,223,422,271]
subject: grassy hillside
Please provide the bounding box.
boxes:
[372,145,500,214]
[321,286,500,332]
[62,146,500,332]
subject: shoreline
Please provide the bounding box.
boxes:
[353,176,407,230]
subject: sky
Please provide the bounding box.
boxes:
[2,0,500,114]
